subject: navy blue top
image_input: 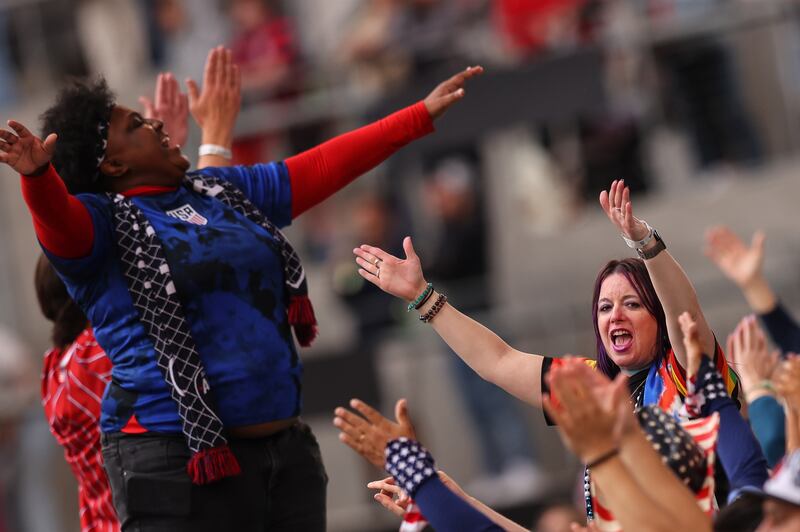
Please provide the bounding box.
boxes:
[46,163,300,433]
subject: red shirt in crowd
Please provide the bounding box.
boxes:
[41,329,119,532]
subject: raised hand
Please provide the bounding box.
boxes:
[187,46,241,146]
[0,121,57,175]
[726,315,779,402]
[679,311,707,379]
[599,179,649,242]
[423,66,484,120]
[333,398,417,469]
[775,355,800,412]
[543,359,629,463]
[705,226,765,289]
[139,72,189,148]
[354,236,427,302]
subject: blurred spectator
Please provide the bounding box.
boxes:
[76,0,147,88]
[0,327,37,532]
[492,0,590,59]
[0,14,16,107]
[422,155,545,505]
[227,0,303,163]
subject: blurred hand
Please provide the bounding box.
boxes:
[705,226,765,290]
[543,359,630,463]
[423,66,483,120]
[187,46,241,144]
[726,315,779,400]
[570,522,601,532]
[0,121,57,175]
[353,237,428,302]
[599,179,649,242]
[367,476,411,518]
[679,311,708,380]
[775,355,800,411]
[139,72,189,148]
[334,398,417,468]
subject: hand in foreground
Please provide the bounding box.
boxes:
[367,470,467,518]
[599,179,650,242]
[570,522,601,532]
[775,355,800,412]
[354,236,427,302]
[140,72,189,148]
[424,66,483,120]
[0,121,56,175]
[187,46,241,144]
[726,315,779,401]
[679,311,709,380]
[705,226,766,290]
[334,398,417,468]
[543,359,630,463]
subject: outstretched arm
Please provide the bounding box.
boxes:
[599,180,714,368]
[353,236,545,406]
[1,121,94,258]
[286,66,484,218]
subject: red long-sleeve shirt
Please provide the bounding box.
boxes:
[22,101,433,258]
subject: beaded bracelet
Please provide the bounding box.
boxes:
[408,283,433,312]
[419,292,447,323]
[415,286,435,310]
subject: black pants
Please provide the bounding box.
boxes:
[101,423,328,532]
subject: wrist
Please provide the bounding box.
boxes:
[407,281,430,304]
[200,129,233,149]
[584,445,619,469]
[741,277,777,314]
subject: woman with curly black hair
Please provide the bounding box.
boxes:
[1,41,483,530]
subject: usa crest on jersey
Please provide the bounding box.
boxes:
[166,204,208,225]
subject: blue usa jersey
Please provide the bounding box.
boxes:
[45,162,302,433]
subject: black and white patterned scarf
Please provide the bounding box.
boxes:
[107,173,317,484]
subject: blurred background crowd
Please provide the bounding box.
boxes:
[2,0,800,530]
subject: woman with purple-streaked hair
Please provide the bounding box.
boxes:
[345,179,739,437]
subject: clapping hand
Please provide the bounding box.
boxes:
[333,398,417,469]
[599,179,650,242]
[187,46,241,146]
[543,358,631,464]
[726,315,779,402]
[423,66,484,120]
[0,121,56,175]
[139,72,189,148]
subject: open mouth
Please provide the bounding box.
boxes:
[610,328,633,351]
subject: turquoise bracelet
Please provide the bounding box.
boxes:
[408,283,433,312]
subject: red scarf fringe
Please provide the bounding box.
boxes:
[187,445,241,485]
[289,295,318,347]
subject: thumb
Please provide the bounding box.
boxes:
[402,236,417,260]
[186,79,200,106]
[395,398,415,434]
[42,133,58,156]
[752,230,766,255]
[139,96,154,118]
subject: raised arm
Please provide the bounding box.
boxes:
[187,47,242,170]
[353,236,545,406]
[706,226,800,353]
[286,66,484,218]
[599,180,714,368]
[775,356,800,453]
[1,121,93,258]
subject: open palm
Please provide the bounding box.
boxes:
[0,121,56,175]
[353,236,428,302]
[705,226,764,288]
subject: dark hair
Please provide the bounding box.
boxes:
[34,254,87,348]
[591,258,669,378]
[713,492,762,532]
[39,78,115,195]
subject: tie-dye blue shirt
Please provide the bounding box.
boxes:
[45,162,301,433]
